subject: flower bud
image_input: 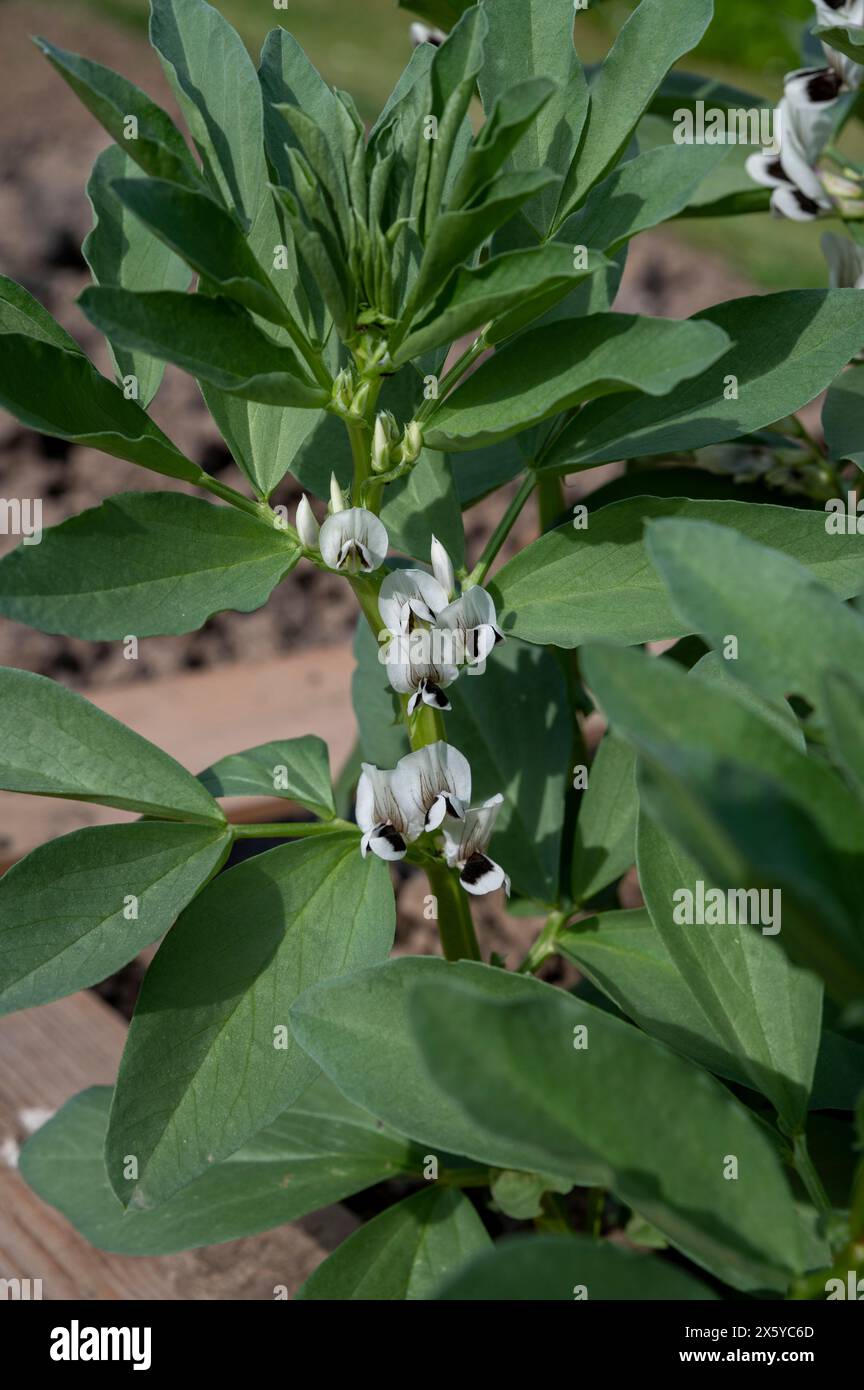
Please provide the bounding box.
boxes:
[430,535,455,599]
[349,380,371,419]
[398,420,423,466]
[329,472,347,514]
[821,168,864,219]
[372,415,391,473]
[296,494,320,550]
[331,368,354,415]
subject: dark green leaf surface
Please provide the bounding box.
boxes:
[0,333,202,482]
[84,149,192,406]
[822,367,864,471]
[296,1187,491,1300]
[21,1079,424,1255]
[0,667,224,825]
[107,834,393,1209]
[0,277,84,354]
[425,315,729,451]
[0,493,300,639]
[570,732,637,903]
[0,823,230,1015]
[79,288,327,408]
[491,498,864,649]
[546,291,864,471]
[436,1233,717,1300]
[197,736,334,821]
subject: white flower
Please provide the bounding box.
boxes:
[442,794,510,897]
[747,68,841,219]
[319,507,388,573]
[392,741,471,832]
[430,535,455,600]
[410,22,446,47]
[813,2,864,86]
[822,230,864,286]
[378,568,449,634]
[435,585,505,665]
[295,495,320,550]
[383,639,459,713]
[356,763,418,861]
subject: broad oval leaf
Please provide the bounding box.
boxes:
[546,291,864,472]
[296,1187,491,1300]
[0,823,230,1015]
[0,667,225,825]
[570,732,637,904]
[424,315,729,452]
[490,497,864,648]
[197,736,335,821]
[106,834,393,1210]
[21,1078,424,1256]
[0,493,300,640]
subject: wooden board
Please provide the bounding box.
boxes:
[0,989,357,1300]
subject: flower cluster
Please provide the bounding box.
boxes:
[747,1,864,221]
[357,741,510,896]
[295,481,509,897]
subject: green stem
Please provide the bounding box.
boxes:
[517,910,567,974]
[408,700,447,750]
[467,472,537,586]
[425,858,481,962]
[232,819,356,839]
[197,474,275,523]
[536,471,565,532]
[585,1187,605,1239]
[416,331,489,425]
[792,1132,832,1215]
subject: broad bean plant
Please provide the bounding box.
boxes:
[1,0,864,1301]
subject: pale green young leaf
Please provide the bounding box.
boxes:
[198,736,335,821]
[106,835,393,1209]
[0,668,225,825]
[296,1187,491,1301]
[0,493,300,640]
[0,823,230,1015]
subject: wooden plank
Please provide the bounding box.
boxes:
[0,989,357,1300]
[0,645,356,870]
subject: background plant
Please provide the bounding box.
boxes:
[0,0,862,1300]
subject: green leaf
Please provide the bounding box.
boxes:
[447,76,557,212]
[581,643,864,1003]
[478,0,589,236]
[0,277,84,354]
[545,291,864,471]
[555,0,714,224]
[84,149,192,407]
[561,143,730,255]
[20,1078,424,1256]
[111,176,288,328]
[394,245,606,365]
[447,639,571,903]
[425,315,729,451]
[296,1186,491,1301]
[451,437,526,508]
[290,958,805,1287]
[78,288,328,408]
[0,333,203,483]
[823,670,864,804]
[645,518,864,717]
[822,366,864,471]
[380,453,466,570]
[0,823,230,1015]
[0,493,299,640]
[489,1169,571,1222]
[197,736,335,821]
[0,667,225,825]
[436,1233,717,1300]
[106,834,393,1210]
[152,0,320,499]
[35,36,200,189]
[352,621,410,769]
[813,25,864,65]
[636,815,822,1131]
[491,497,864,649]
[571,732,637,904]
[560,910,855,1113]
